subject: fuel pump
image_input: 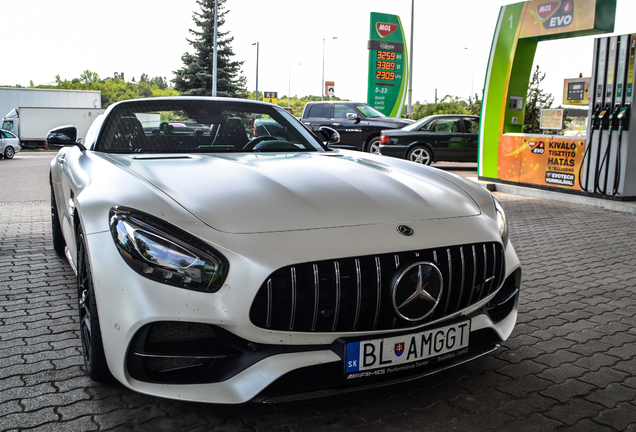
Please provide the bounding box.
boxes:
[583,33,636,199]
[581,37,608,192]
[595,36,618,194]
[599,34,630,195]
[612,105,629,194]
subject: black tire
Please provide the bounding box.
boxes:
[4,146,15,159]
[77,228,113,382]
[407,146,433,165]
[50,188,66,257]
[367,137,381,154]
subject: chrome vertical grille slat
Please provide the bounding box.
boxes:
[311,264,319,332]
[332,261,341,331]
[374,256,381,329]
[353,259,362,330]
[249,242,505,333]
[468,246,478,305]
[442,248,452,315]
[456,247,466,310]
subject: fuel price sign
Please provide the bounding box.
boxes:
[367,12,408,117]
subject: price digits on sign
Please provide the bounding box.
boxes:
[376,60,395,70]
[375,51,397,81]
[375,71,395,80]
[376,51,396,60]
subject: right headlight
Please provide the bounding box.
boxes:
[109,207,229,293]
[492,195,509,248]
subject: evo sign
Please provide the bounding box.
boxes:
[519,0,611,40]
[367,12,408,118]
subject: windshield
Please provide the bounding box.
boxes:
[354,104,386,118]
[95,99,325,154]
[401,116,434,132]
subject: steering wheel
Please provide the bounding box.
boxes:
[243,136,277,151]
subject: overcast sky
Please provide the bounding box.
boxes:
[4,0,636,105]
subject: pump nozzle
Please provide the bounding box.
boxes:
[591,105,602,129]
[617,105,629,129]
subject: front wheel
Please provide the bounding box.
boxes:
[367,137,381,154]
[77,228,113,382]
[407,146,433,165]
[4,146,15,159]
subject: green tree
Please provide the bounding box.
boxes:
[80,70,101,84]
[411,95,469,120]
[466,93,482,116]
[173,0,246,97]
[524,65,554,134]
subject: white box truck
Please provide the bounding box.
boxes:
[2,107,104,148]
[0,87,102,148]
[0,87,101,119]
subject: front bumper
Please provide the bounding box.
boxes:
[124,276,518,403]
[85,213,521,403]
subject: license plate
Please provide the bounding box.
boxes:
[344,320,470,374]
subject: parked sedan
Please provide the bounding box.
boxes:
[379,115,479,165]
[0,129,21,159]
[49,98,520,404]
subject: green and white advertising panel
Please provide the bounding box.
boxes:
[479,0,616,191]
[367,12,408,117]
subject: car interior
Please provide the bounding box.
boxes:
[96,100,322,154]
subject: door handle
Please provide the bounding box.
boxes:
[332,123,340,126]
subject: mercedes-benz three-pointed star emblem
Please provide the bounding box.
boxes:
[391,262,444,321]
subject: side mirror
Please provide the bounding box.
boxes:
[46,125,86,150]
[346,113,359,121]
[318,126,340,146]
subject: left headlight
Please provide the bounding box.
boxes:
[493,195,509,248]
[109,207,229,293]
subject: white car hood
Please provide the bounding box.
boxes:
[108,152,481,234]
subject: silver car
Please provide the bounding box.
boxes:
[49,97,521,403]
[0,129,20,159]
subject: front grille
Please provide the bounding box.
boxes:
[249,242,504,333]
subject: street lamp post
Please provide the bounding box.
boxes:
[464,47,475,97]
[407,0,414,115]
[252,42,259,101]
[212,0,218,97]
[322,37,337,101]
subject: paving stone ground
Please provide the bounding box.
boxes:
[1,194,635,432]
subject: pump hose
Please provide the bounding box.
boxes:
[613,126,623,195]
[596,110,618,195]
[578,127,595,192]
[597,125,613,194]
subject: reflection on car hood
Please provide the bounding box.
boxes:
[109,152,480,234]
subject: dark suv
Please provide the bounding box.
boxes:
[301,102,413,153]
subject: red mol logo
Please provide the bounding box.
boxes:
[376,22,397,38]
[537,1,559,20]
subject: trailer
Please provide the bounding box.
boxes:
[0,87,101,120]
[2,107,104,148]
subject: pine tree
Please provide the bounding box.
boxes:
[173,0,247,98]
